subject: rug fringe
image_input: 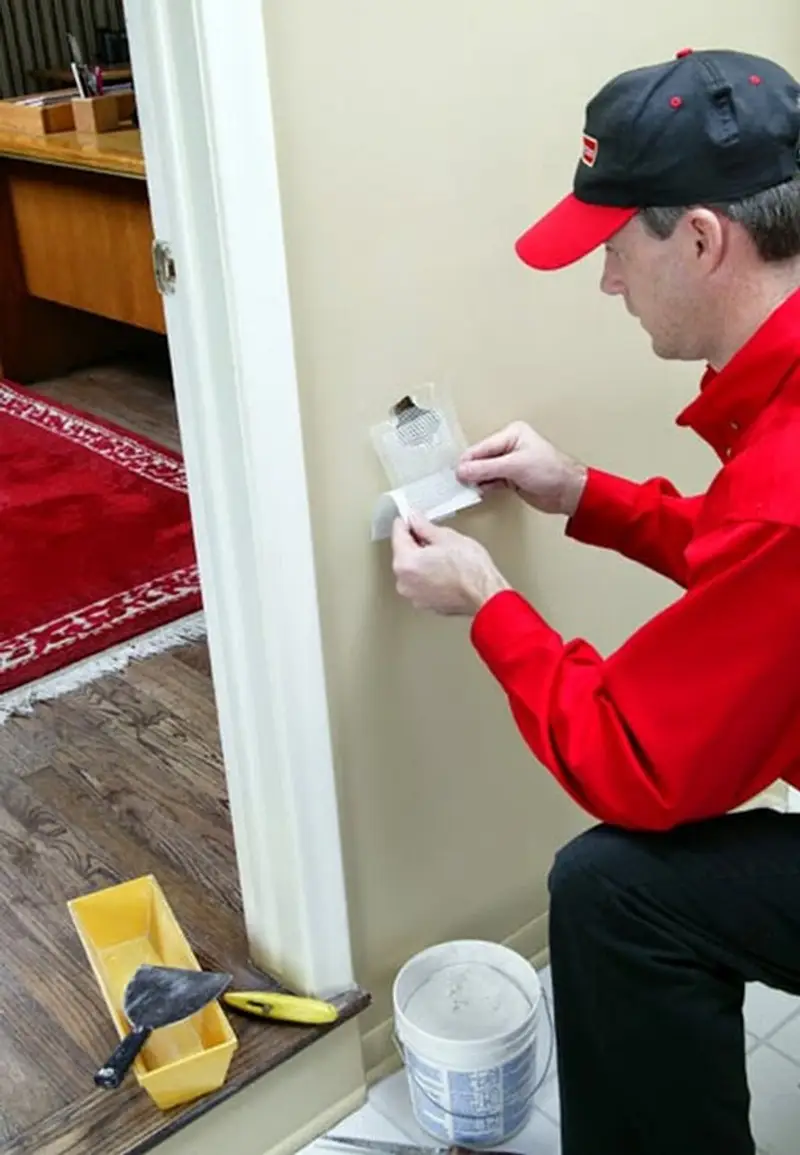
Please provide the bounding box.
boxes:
[0,612,207,724]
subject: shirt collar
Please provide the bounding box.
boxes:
[676,286,800,461]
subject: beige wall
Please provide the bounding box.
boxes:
[262,2,798,1043]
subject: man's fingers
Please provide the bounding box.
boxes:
[458,427,520,486]
[406,510,442,544]
[460,425,517,464]
[391,516,419,557]
[457,456,512,486]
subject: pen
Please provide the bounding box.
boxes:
[70,60,87,98]
[67,30,95,98]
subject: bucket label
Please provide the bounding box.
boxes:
[450,1070,501,1116]
[405,1039,538,1146]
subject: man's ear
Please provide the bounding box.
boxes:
[685,208,726,268]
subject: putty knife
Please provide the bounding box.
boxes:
[94,964,232,1089]
[321,1138,526,1155]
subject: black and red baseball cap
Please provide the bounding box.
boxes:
[516,48,800,271]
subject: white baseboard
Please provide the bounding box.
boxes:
[504,910,550,969]
[361,911,550,1083]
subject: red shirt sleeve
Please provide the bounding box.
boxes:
[471,520,800,831]
[567,467,704,587]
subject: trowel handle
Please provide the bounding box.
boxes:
[93,1024,152,1089]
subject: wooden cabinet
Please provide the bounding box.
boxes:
[9,163,165,333]
[0,127,165,382]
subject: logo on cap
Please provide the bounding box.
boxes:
[581,133,599,167]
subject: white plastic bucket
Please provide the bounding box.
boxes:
[393,940,543,1148]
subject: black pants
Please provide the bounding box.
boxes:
[548,808,800,1155]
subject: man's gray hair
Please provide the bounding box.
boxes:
[639,177,800,262]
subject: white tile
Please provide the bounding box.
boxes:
[745,983,800,1040]
[500,1109,561,1155]
[764,1010,800,1067]
[369,1070,433,1144]
[309,1101,413,1153]
[534,1071,560,1126]
[747,1043,800,1155]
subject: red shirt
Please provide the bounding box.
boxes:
[471,287,800,831]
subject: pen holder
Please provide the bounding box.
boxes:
[72,93,120,135]
[0,93,75,135]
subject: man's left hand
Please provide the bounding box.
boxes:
[391,513,510,616]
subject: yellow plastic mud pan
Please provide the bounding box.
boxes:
[68,874,238,1110]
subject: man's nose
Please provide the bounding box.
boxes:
[600,256,625,297]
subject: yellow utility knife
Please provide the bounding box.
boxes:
[223,991,339,1026]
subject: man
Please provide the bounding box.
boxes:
[391,48,800,1155]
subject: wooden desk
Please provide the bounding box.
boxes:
[0,126,165,383]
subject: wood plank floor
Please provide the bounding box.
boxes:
[0,352,368,1155]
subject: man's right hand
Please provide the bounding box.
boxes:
[457,421,588,518]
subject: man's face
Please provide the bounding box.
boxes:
[600,214,713,361]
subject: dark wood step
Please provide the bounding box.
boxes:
[0,362,369,1155]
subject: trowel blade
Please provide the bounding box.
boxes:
[123,964,233,1031]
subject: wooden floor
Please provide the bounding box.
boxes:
[0,353,368,1155]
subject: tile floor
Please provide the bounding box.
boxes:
[306,967,800,1155]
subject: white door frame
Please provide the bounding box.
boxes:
[123,0,355,1001]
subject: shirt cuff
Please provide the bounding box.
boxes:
[470,589,557,679]
[566,466,642,548]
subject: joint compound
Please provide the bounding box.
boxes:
[404,961,532,1042]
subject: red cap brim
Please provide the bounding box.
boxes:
[515,194,637,271]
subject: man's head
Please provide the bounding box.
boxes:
[516,48,800,363]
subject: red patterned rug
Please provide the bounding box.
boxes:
[0,380,204,719]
